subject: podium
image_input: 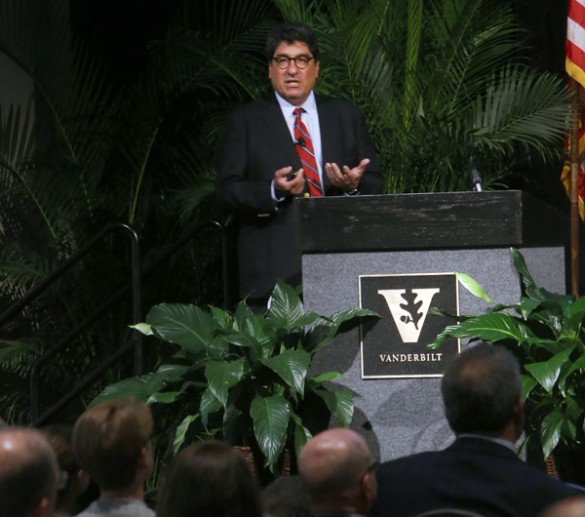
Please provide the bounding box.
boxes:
[294,191,568,461]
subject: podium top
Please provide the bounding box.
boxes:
[293,191,569,252]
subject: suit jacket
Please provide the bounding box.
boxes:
[370,437,581,517]
[216,93,382,299]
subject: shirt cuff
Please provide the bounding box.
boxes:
[271,180,287,202]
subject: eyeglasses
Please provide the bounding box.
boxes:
[272,55,314,69]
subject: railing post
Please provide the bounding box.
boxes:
[28,223,141,422]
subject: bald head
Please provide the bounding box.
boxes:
[540,496,585,517]
[0,427,59,517]
[298,428,376,514]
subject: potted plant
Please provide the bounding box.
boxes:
[429,248,585,466]
[93,280,377,476]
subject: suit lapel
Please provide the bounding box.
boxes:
[315,95,335,192]
[316,95,336,164]
[261,95,301,169]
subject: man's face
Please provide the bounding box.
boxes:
[268,41,319,106]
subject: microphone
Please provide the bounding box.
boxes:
[470,159,483,192]
[295,137,306,148]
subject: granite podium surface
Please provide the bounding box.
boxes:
[294,191,569,462]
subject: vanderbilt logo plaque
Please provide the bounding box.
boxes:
[359,273,460,378]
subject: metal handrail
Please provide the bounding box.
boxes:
[31,340,135,427]
[1,223,141,330]
[26,223,142,421]
[24,218,231,425]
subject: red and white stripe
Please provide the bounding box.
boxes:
[567,0,585,87]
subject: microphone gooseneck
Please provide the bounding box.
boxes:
[470,158,483,192]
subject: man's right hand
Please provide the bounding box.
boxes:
[274,166,305,196]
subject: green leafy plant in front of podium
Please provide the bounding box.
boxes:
[429,248,585,459]
[93,280,377,473]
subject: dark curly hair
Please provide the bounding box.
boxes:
[265,23,320,62]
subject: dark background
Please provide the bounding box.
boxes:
[69,1,568,79]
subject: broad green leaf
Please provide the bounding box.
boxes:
[524,337,564,354]
[291,411,312,457]
[267,279,305,331]
[129,322,153,336]
[560,354,585,384]
[200,387,222,428]
[209,305,234,330]
[154,364,193,378]
[144,380,205,405]
[311,371,345,384]
[225,314,272,362]
[147,391,182,404]
[518,298,540,320]
[261,349,310,396]
[566,295,585,333]
[566,293,585,320]
[250,394,291,468]
[146,303,218,355]
[173,414,199,454]
[305,309,379,351]
[511,247,536,292]
[231,303,270,361]
[524,347,574,394]
[91,364,190,405]
[540,409,564,459]
[431,313,531,346]
[311,386,354,427]
[326,308,380,328]
[234,300,259,332]
[564,397,581,440]
[92,376,155,404]
[455,272,496,303]
[521,375,537,399]
[204,359,245,408]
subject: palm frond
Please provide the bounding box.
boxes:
[472,66,569,160]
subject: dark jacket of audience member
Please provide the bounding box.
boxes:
[262,475,313,517]
[370,342,582,517]
[155,440,263,517]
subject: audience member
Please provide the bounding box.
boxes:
[0,426,59,517]
[42,424,90,516]
[155,440,262,517]
[262,475,313,517]
[297,428,377,517]
[370,342,581,517]
[72,398,154,516]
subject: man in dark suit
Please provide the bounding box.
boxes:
[216,23,382,305]
[298,428,378,517]
[370,342,582,517]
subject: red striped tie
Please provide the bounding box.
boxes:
[293,108,323,197]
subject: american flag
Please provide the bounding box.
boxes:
[567,0,585,87]
[563,0,585,220]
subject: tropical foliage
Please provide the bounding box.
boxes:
[92,281,377,476]
[0,0,273,422]
[0,0,571,423]
[275,0,570,193]
[430,249,585,459]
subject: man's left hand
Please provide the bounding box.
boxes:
[324,158,371,192]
